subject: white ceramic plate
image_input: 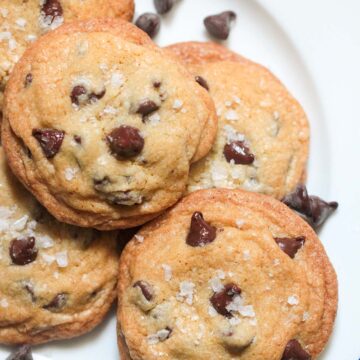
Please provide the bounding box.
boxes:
[1,0,359,359]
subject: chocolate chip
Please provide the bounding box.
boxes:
[24,73,33,88]
[154,0,174,14]
[73,135,82,144]
[32,128,65,158]
[108,191,144,206]
[135,13,161,38]
[274,236,305,259]
[281,339,311,360]
[88,89,106,103]
[195,76,210,91]
[186,212,217,247]
[41,0,63,23]
[210,283,242,318]
[137,99,159,117]
[133,281,153,301]
[204,11,237,40]
[70,85,87,105]
[6,345,33,360]
[43,293,68,312]
[9,237,38,266]
[153,81,161,88]
[282,185,338,229]
[23,281,36,302]
[223,141,255,165]
[106,125,144,158]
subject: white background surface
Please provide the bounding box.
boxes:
[1,0,359,359]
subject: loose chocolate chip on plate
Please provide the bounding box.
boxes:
[133,281,154,301]
[282,184,338,229]
[195,75,210,91]
[204,11,237,40]
[274,236,305,259]
[281,339,311,360]
[210,283,242,318]
[32,128,65,158]
[154,0,174,14]
[186,212,217,247]
[137,99,159,117]
[135,13,161,38]
[106,125,144,158]
[41,0,63,23]
[10,237,38,266]
[6,345,33,360]
[24,73,33,88]
[224,141,255,165]
[43,293,68,312]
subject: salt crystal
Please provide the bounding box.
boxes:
[0,32,11,41]
[64,168,78,181]
[25,34,37,42]
[37,234,54,249]
[208,305,217,317]
[235,219,244,228]
[173,99,183,110]
[42,253,55,264]
[161,264,172,282]
[302,312,310,321]
[0,8,8,17]
[15,18,27,28]
[111,72,124,87]
[147,328,171,345]
[209,277,224,293]
[225,110,239,121]
[55,251,68,267]
[0,299,8,308]
[134,234,144,243]
[238,305,256,318]
[53,271,59,279]
[11,215,28,231]
[229,317,241,325]
[243,250,250,260]
[176,281,195,305]
[102,106,118,115]
[287,295,299,306]
[148,112,161,125]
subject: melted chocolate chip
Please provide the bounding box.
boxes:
[9,237,38,266]
[41,0,63,23]
[204,11,237,40]
[282,185,338,229]
[135,13,161,38]
[195,75,210,91]
[71,86,105,106]
[70,85,87,105]
[186,212,217,247]
[73,135,82,144]
[88,89,106,103]
[154,0,174,14]
[224,141,255,165]
[137,99,159,117]
[274,236,305,259]
[210,283,242,318]
[106,125,144,158]
[24,73,33,88]
[43,293,68,312]
[23,281,36,302]
[133,281,153,301]
[281,339,311,360]
[32,128,65,158]
[6,345,33,360]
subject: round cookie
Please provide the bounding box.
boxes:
[166,42,310,199]
[0,0,134,112]
[0,146,118,345]
[117,189,337,360]
[2,20,217,230]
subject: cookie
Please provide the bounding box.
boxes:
[2,20,217,230]
[0,0,135,112]
[117,189,337,360]
[0,146,118,345]
[166,42,310,199]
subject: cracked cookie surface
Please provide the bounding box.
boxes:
[0,146,118,345]
[0,0,134,112]
[2,21,217,230]
[117,189,337,360]
[166,42,309,199]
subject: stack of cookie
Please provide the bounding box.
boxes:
[0,1,338,360]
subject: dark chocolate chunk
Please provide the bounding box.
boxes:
[204,11,237,40]
[195,75,210,91]
[137,99,159,117]
[281,339,311,360]
[24,73,33,88]
[6,345,33,360]
[282,185,338,229]
[135,13,161,38]
[224,141,255,165]
[153,81,161,88]
[186,212,217,247]
[41,0,63,24]
[133,280,153,301]
[71,86,105,106]
[32,128,65,158]
[274,236,305,259]
[210,283,242,318]
[154,0,174,14]
[70,85,87,105]
[43,293,68,312]
[9,237,38,266]
[106,125,144,158]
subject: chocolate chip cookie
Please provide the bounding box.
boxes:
[166,42,310,199]
[117,189,337,359]
[2,20,217,230]
[0,146,118,344]
[0,0,134,113]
